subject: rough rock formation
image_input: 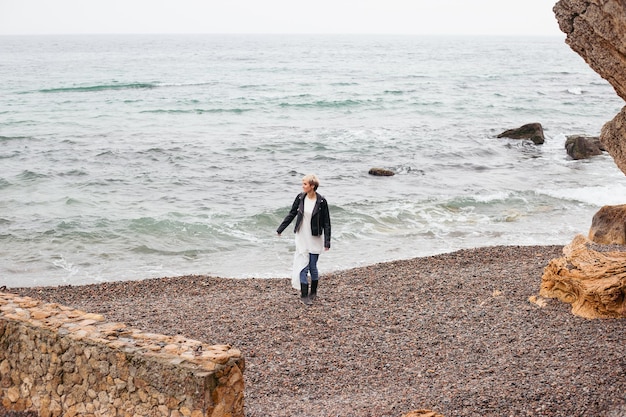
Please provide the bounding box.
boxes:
[565,134,604,159]
[549,0,626,318]
[601,106,626,173]
[496,123,545,145]
[540,234,626,319]
[553,0,626,173]
[588,204,626,244]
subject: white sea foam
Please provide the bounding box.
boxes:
[537,185,626,206]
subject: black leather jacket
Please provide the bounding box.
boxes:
[277,192,331,248]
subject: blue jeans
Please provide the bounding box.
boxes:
[299,253,319,284]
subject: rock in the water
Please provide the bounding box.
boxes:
[540,234,626,319]
[497,123,545,145]
[588,204,626,245]
[554,0,626,175]
[368,167,395,176]
[565,135,604,159]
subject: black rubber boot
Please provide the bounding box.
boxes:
[300,283,312,306]
[310,280,318,301]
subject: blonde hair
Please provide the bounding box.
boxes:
[302,174,320,191]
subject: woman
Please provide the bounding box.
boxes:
[277,174,331,305]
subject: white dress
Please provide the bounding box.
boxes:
[291,196,324,289]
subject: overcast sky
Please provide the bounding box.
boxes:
[0,0,563,36]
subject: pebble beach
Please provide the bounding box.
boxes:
[7,245,626,417]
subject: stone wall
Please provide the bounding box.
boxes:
[0,292,244,417]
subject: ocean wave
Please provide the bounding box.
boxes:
[126,216,237,241]
[536,186,626,206]
[239,84,270,89]
[17,170,48,181]
[130,245,211,257]
[140,108,252,114]
[64,198,84,206]
[279,99,371,109]
[0,151,22,160]
[57,170,88,177]
[38,82,159,94]
[34,216,232,249]
[467,192,516,204]
[157,82,217,88]
[0,135,35,144]
[33,80,219,95]
[335,193,539,232]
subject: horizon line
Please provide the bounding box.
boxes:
[0,32,565,37]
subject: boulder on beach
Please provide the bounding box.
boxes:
[564,135,604,159]
[497,123,545,145]
[588,204,626,245]
[368,167,395,176]
[541,204,626,319]
[541,234,626,319]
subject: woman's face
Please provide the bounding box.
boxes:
[302,180,314,194]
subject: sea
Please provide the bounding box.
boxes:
[1,34,625,288]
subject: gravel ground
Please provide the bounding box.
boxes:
[7,245,626,417]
